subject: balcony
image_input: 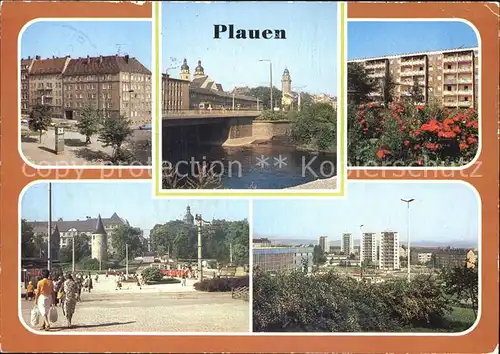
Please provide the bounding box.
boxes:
[400,58,425,66]
[457,90,473,95]
[443,68,458,74]
[444,80,457,85]
[365,62,386,69]
[458,101,473,107]
[457,55,473,62]
[457,67,472,73]
[400,70,425,77]
[443,91,457,96]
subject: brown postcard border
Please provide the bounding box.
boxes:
[1,1,499,353]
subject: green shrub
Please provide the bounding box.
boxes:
[194,276,249,292]
[141,267,163,283]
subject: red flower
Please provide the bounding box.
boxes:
[417,159,423,165]
[453,126,461,133]
[459,142,469,151]
[404,140,410,147]
[466,137,478,145]
[367,103,373,108]
[416,105,425,110]
[414,144,421,150]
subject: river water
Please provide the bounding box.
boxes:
[163,138,337,189]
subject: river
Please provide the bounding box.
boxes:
[162,137,337,189]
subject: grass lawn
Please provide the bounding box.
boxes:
[410,306,476,333]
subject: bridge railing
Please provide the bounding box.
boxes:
[231,286,249,301]
[163,109,262,118]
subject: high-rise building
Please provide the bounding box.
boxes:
[341,233,354,256]
[360,232,377,265]
[318,236,329,254]
[348,47,479,109]
[379,231,400,270]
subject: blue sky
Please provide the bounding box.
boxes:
[253,182,479,244]
[162,2,338,95]
[21,20,152,69]
[348,21,478,60]
[21,182,249,237]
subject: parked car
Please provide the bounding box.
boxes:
[139,124,152,130]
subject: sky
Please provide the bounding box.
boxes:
[253,182,479,245]
[21,20,152,69]
[162,2,338,95]
[348,21,478,60]
[21,182,249,237]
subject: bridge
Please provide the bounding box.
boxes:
[162,110,264,147]
[162,110,262,126]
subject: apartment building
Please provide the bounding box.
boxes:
[360,232,377,265]
[318,236,329,253]
[417,252,433,264]
[348,47,479,109]
[20,54,152,127]
[341,233,354,256]
[28,56,71,117]
[62,55,151,126]
[162,74,190,113]
[379,231,400,270]
[20,58,34,114]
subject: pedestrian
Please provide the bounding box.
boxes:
[34,269,54,331]
[181,273,187,287]
[135,274,142,290]
[76,276,82,302]
[61,273,78,328]
[25,281,34,301]
[95,274,99,283]
[88,274,93,294]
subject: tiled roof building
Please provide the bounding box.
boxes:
[21,54,152,127]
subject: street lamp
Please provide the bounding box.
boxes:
[258,59,273,110]
[293,85,307,112]
[195,214,211,282]
[125,243,129,276]
[47,182,52,271]
[401,198,415,282]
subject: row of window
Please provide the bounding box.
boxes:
[65,92,112,100]
[65,101,113,109]
[31,82,62,89]
[122,83,152,92]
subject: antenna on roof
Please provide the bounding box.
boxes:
[116,44,126,55]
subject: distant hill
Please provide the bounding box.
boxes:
[256,236,477,249]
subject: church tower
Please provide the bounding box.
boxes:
[183,206,194,225]
[91,214,108,262]
[281,68,293,109]
[180,58,190,81]
[194,60,205,78]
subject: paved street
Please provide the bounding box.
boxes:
[21,289,249,333]
[21,125,151,166]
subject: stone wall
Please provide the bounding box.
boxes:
[252,120,291,138]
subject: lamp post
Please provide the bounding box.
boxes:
[258,59,273,110]
[401,198,415,282]
[195,214,211,282]
[47,182,52,271]
[125,243,129,276]
[293,85,307,112]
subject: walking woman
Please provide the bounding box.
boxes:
[34,269,54,331]
[62,273,79,328]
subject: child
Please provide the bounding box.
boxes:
[25,281,34,301]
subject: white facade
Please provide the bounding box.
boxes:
[417,252,433,264]
[360,232,377,264]
[341,233,354,255]
[379,232,400,270]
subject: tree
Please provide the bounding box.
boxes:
[248,86,283,110]
[111,225,145,260]
[21,219,36,258]
[381,71,396,106]
[98,115,133,163]
[313,245,326,265]
[28,104,52,143]
[347,62,378,106]
[409,77,424,104]
[76,105,101,144]
[440,265,479,317]
[33,233,46,258]
[58,233,91,263]
[291,103,337,152]
[141,267,163,283]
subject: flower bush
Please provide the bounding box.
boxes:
[348,102,479,166]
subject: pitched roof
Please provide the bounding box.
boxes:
[30,57,69,75]
[64,55,151,76]
[27,213,126,235]
[190,76,223,91]
[95,214,107,235]
[190,86,257,102]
